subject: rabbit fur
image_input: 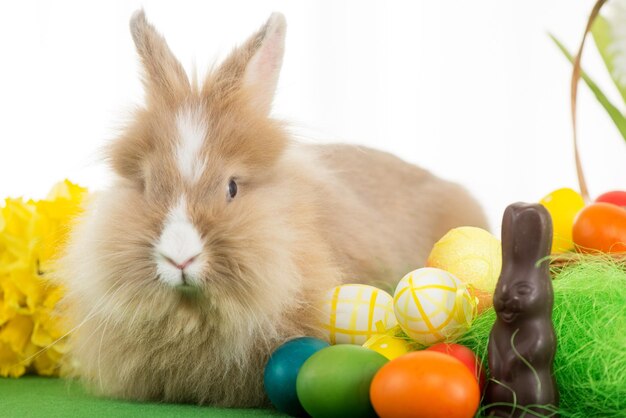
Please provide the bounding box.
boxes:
[59,10,488,407]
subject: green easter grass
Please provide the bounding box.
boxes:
[459,256,626,418]
[4,257,625,418]
[0,376,285,418]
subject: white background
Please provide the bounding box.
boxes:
[1,0,625,232]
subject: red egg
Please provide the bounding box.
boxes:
[370,351,480,418]
[596,190,626,208]
[426,343,486,391]
[573,203,626,253]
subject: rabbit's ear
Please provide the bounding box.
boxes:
[242,13,286,113]
[130,10,190,105]
[210,13,286,114]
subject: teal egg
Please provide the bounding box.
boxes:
[264,337,329,416]
[296,345,389,418]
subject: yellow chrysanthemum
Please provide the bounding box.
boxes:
[0,180,87,377]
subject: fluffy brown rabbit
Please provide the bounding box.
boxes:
[59,10,487,407]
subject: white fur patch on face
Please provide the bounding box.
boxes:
[175,107,208,183]
[155,197,205,287]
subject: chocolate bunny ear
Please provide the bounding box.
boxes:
[501,203,553,266]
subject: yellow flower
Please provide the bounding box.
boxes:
[0,180,87,377]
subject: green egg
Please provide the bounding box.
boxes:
[296,344,389,418]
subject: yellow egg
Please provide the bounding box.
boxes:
[426,226,501,311]
[320,284,397,345]
[363,333,411,360]
[539,188,585,253]
[393,268,476,346]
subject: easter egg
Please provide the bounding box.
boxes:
[426,226,501,311]
[596,190,626,208]
[296,345,388,418]
[393,268,475,345]
[540,188,585,253]
[573,202,626,253]
[320,284,396,345]
[370,351,480,418]
[363,333,411,360]
[264,337,329,416]
[426,343,486,391]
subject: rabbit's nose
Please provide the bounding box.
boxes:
[161,254,199,271]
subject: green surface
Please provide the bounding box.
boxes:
[0,377,285,418]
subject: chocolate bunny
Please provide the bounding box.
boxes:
[486,203,559,417]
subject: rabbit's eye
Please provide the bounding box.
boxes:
[228,179,238,200]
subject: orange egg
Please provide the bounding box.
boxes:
[573,203,626,253]
[370,351,480,418]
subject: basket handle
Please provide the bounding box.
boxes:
[570,0,608,203]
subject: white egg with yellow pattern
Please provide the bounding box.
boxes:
[393,267,476,346]
[320,284,397,345]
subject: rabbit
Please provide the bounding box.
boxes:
[58,10,488,407]
[487,203,559,417]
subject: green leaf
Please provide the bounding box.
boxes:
[591,15,626,104]
[549,33,626,143]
